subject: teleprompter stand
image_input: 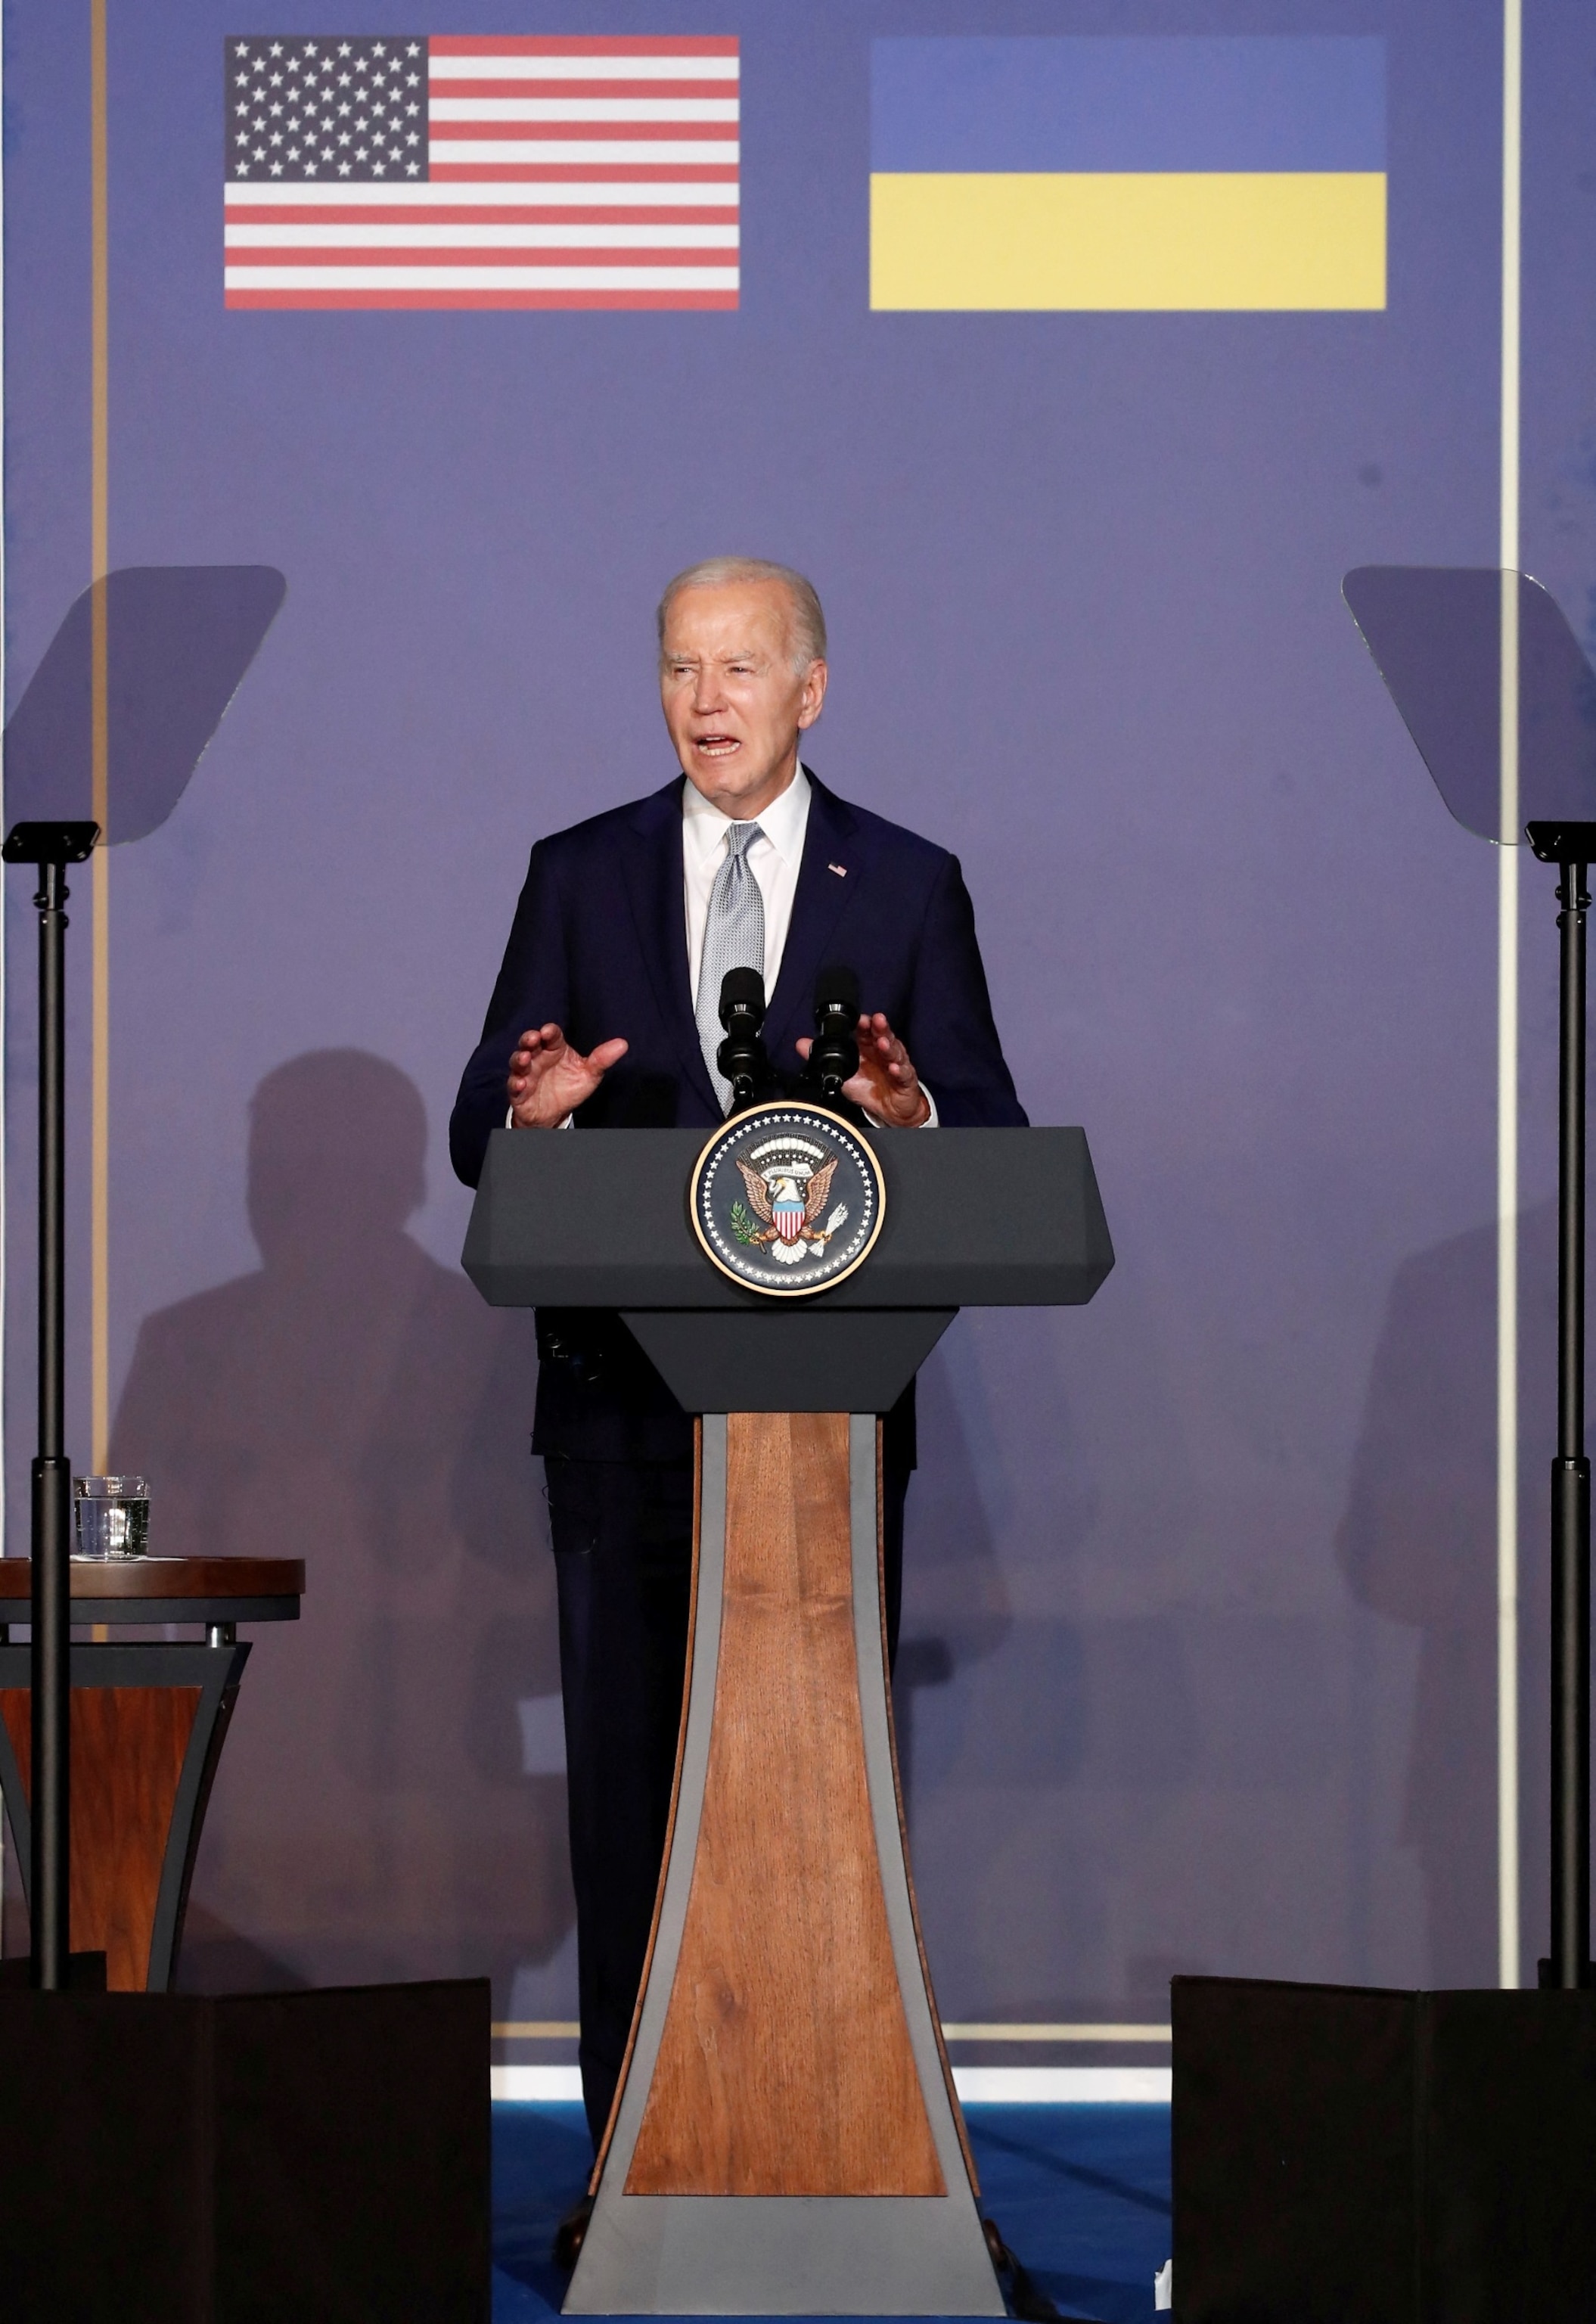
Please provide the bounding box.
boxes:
[464,1124,1113,2316]
[0,573,491,2322]
[0,821,98,1994]
[1341,569,1594,1987]
[2,564,286,1991]
[1164,573,1596,2323]
[1526,819,1591,1993]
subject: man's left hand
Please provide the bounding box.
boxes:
[797,1011,930,1127]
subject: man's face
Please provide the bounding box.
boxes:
[660,579,827,817]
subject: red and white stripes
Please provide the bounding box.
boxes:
[224,36,740,311]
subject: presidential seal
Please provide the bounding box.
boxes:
[690,1103,885,1297]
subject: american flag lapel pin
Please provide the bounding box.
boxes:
[828,862,847,877]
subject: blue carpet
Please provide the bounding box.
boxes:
[492,2102,1172,2322]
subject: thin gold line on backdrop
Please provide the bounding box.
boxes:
[0,11,6,1947]
[1496,0,1523,1995]
[0,0,9,1559]
[90,0,110,1472]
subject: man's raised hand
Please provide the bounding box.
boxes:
[796,1011,930,1128]
[508,1024,629,1127]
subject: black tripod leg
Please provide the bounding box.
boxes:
[1550,858,1591,1992]
[29,860,71,1991]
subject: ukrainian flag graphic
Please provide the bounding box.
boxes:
[870,36,1386,312]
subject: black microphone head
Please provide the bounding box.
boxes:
[719,965,766,1029]
[813,962,860,1023]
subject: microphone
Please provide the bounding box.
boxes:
[716,967,774,1113]
[807,964,860,1102]
[719,963,765,1033]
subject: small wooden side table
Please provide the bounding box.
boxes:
[0,1556,303,1990]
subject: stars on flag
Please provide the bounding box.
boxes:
[228,36,428,179]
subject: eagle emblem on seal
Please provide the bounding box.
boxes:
[691,1103,883,1295]
[733,1151,849,1266]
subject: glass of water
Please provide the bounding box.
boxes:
[73,1475,150,1561]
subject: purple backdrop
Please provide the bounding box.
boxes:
[5,0,1594,2016]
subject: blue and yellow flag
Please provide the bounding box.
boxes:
[870,35,1386,312]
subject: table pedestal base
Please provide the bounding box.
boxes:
[0,1638,248,1990]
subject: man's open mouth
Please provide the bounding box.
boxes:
[693,732,740,756]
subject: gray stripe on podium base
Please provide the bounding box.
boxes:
[581,1417,730,2203]
[848,1412,999,2270]
[566,1415,1004,2318]
[570,2192,1002,2316]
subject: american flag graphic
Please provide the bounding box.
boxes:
[224,34,739,309]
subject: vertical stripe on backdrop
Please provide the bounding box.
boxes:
[91,0,111,1475]
[1497,0,1523,1995]
[0,0,8,1559]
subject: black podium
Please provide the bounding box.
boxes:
[464,1121,1113,2317]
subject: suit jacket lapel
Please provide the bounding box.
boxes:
[621,778,721,1114]
[765,772,863,1061]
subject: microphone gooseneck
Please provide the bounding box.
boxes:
[808,963,860,1101]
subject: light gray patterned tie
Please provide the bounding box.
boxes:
[695,819,765,1111]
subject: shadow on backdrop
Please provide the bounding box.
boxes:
[1337,1200,1554,1987]
[893,1325,1014,1826]
[108,1049,570,2003]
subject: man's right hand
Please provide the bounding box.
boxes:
[508,1024,629,1126]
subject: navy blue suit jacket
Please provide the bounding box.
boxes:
[450,768,1026,1456]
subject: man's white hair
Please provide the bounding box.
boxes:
[657,558,827,673]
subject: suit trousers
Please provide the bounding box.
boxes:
[546,1440,911,2151]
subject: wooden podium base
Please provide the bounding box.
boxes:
[567,1413,1003,2317]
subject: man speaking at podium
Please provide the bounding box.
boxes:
[451,558,1024,2153]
